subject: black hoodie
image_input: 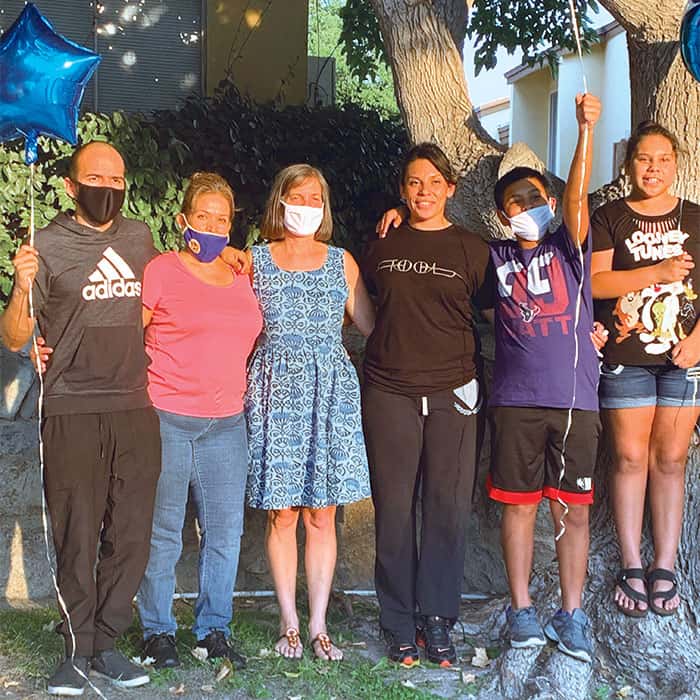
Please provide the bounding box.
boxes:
[32,212,158,415]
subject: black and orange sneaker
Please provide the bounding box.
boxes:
[382,630,420,668]
[416,616,457,667]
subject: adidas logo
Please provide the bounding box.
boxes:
[82,247,142,301]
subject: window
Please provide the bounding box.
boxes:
[0,1,202,114]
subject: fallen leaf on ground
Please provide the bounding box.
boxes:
[470,647,491,668]
[169,684,185,695]
[461,671,476,684]
[287,696,303,700]
[283,671,301,679]
[401,680,417,689]
[201,684,214,693]
[215,659,232,682]
[617,687,632,698]
[191,646,209,662]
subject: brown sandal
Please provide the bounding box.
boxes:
[276,627,301,657]
[311,632,342,661]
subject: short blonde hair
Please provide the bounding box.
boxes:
[260,164,333,241]
[182,172,235,218]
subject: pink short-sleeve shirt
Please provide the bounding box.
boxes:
[143,252,262,417]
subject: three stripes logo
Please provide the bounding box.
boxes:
[81,247,142,301]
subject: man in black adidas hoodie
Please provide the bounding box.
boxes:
[1,142,160,696]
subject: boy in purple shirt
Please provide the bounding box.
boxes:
[487,94,601,662]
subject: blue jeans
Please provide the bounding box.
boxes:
[138,409,248,641]
[599,363,700,408]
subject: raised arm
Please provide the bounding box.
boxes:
[563,94,601,245]
[343,251,375,337]
[0,245,38,351]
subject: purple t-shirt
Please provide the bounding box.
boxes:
[489,224,599,411]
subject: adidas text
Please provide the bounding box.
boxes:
[82,279,142,301]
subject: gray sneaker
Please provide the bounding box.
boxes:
[544,608,593,663]
[506,605,546,648]
[90,649,149,688]
[47,656,89,696]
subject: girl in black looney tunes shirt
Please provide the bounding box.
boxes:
[592,121,700,619]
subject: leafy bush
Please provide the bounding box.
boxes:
[0,83,407,304]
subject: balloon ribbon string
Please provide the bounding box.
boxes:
[555,1,590,541]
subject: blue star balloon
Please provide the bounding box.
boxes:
[0,3,101,164]
[681,1,700,82]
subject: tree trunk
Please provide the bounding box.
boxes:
[369,1,700,697]
[601,0,700,202]
[368,0,508,237]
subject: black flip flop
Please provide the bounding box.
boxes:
[646,568,679,616]
[615,568,648,618]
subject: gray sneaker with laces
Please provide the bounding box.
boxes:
[90,649,149,688]
[506,605,546,648]
[544,608,593,663]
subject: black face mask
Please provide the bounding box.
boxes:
[73,182,125,226]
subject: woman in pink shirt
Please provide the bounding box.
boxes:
[136,173,262,670]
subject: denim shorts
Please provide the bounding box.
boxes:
[599,363,700,409]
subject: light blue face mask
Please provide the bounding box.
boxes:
[507,204,555,241]
[182,216,229,263]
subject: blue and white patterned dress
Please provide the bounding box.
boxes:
[245,244,371,509]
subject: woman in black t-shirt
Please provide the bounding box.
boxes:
[361,143,491,668]
[591,122,700,619]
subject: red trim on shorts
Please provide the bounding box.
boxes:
[486,475,543,504]
[542,485,594,505]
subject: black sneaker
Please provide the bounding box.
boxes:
[47,656,89,696]
[90,649,149,688]
[143,633,180,669]
[416,615,457,667]
[381,629,420,668]
[195,630,246,670]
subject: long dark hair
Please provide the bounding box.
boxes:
[624,121,680,169]
[400,142,457,186]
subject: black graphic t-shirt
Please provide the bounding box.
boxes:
[592,198,700,365]
[362,223,492,395]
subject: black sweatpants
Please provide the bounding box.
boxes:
[42,407,161,656]
[362,382,480,638]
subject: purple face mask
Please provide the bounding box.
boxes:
[182,217,229,263]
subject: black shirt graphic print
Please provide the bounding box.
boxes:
[362,223,492,396]
[592,198,700,366]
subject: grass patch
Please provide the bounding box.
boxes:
[0,600,450,699]
[0,607,62,678]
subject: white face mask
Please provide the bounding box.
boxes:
[282,201,324,237]
[507,203,554,241]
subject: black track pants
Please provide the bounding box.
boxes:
[362,383,480,638]
[42,407,161,656]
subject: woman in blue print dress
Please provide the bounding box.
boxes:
[245,164,374,661]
